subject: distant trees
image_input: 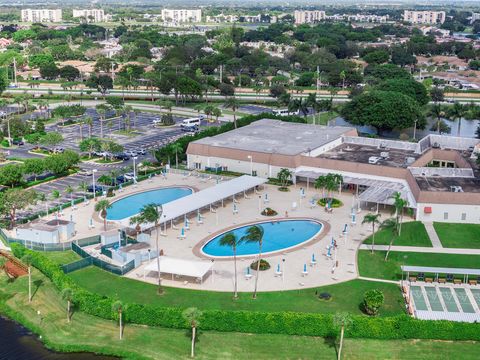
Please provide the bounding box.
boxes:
[86,75,113,97]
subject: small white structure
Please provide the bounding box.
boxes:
[15,219,75,243]
[100,229,121,246]
[144,256,213,283]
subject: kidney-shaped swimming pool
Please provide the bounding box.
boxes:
[201,219,323,257]
[106,187,192,220]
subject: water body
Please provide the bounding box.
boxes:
[0,316,119,360]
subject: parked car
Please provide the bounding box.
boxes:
[123,172,136,181]
[78,169,93,177]
[152,118,162,126]
[87,185,105,193]
[12,139,24,146]
[116,175,127,184]
[114,153,130,161]
[52,147,64,154]
[125,150,137,157]
[137,149,146,155]
[368,156,381,164]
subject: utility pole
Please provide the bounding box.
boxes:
[219,64,223,83]
[13,57,17,87]
[111,62,115,81]
[316,65,320,95]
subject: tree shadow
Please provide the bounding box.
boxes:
[32,279,43,299]
[324,336,338,359]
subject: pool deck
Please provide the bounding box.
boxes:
[21,172,376,292]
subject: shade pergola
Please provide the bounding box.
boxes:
[118,175,267,229]
[401,265,480,282]
[144,256,213,283]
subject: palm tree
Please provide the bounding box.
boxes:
[84,116,93,138]
[448,102,467,136]
[112,300,124,340]
[242,225,264,299]
[110,169,120,187]
[211,107,222,123]
[96,104,110,139]
[362,213,381,253]
[277,168,292,190]
[183,307,202,358]
[170,143,183,169]
[380,218,398,261]
[306,93,319,124]
[65,185,74,203]
[136,204,163,294]
[314,175,327,199]
[391,192,408,236]
[95,199,112,231]
[50,189,60,207]
[225,96,240,128]
[78,182,88,201]
[219,232,242,299]
[61,288,74,323]
[429,104,445,134]
[333,312,353,360]
[21,254,33,303]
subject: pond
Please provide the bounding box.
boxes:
[0,315,119,360]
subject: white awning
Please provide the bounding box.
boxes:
[401,266,480,276]
[118,175,267,228]
[144,256,213,279]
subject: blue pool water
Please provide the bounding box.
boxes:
[202,220,322,257]
[106,187,192,220]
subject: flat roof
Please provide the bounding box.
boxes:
[401,265,480,276]
[415,176,480,193]
[318,143,420,168]
[192,119,354,156]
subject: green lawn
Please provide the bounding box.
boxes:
[362,221,432,247]
[42,251,82,265]
[358,250,480,281]
[433,222,480,249]
[306,111,339,125]
[1,271,479,360]
[69,266,404,316]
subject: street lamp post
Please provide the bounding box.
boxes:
[92,169,98,200]
[133,156,138,183]
[247,155,253,176]
[413,118,418,141]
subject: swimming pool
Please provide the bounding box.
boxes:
[201,219,323,257]
[106,187,192,220]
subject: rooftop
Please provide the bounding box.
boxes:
[415,176,480,193]
[192,119,355,156]
[318,143,421,168]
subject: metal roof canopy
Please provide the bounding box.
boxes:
[296,170,416,207]
[144,256,213,280]
[119,175,267,228]
[401,265,480,276]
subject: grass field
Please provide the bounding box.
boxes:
[42,251,82,265]
[362,221,432,247]
[2,271,479,360]
[358,250,480,281]
[68,266,404,316]
[433,222,480,249]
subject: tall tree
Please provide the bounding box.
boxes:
[362,213,381,253]
[333,312,353,360]
[225,97,240,129]
[112,300,124,340]
[94,199,111,231]
[242,225,264,299]
[182,307,202,358]
[61,288,74,323]
[219,232,242,299]
[21,254,33,303]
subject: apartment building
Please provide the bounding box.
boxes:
[294,10,326,25]
[403,10,446,25]
[72,9,107,23]
[21,9,63,23]
[161,9,202,23]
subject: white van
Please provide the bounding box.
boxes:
[181,117,201,130]
[271,109,299,117]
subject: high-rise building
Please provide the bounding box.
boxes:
[403,10,446,25]
[72,9,106,23]
[294,10,326,24]
[161,9,202,23]
[21,9,63,23]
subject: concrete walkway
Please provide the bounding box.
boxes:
[360,244,480,255]
[424,222,443,248]
[358,276,400,284]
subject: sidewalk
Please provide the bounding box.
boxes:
[359,244,480,255]
[424,222,443,248]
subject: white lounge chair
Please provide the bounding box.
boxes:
[302,269,309,277]
[292,202,297,211]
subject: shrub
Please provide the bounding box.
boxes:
[318,198,343,208]
[261,208,278,216]
[363,289,385,316]
[250,259,270,271]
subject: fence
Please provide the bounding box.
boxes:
[71,242,135,275]
[62,257,93,274]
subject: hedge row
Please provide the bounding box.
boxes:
[11,244,480,340]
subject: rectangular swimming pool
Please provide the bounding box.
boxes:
[411,286,428,311]
[439,287,459,312]
[471,288,480,308]
[424,286,444,311]
[454,288,475,313]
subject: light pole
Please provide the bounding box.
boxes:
[413,118,418,141]
[133,156,138,183]
[92,169,98,200]
[247,155,253,176]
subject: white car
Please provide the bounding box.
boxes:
[124,172,136,180]
[125,150,137,157]
[368,156,381,164]
[152,118,162,126]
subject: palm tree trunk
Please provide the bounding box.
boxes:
[119,311,123,339]
[371,224,375,254]
[28,266,32,302]
[191,326,196,358]
[253,242,262,299]
[233,247,238,299]
[338,325,344,360]
[67,300,71,323]
[384,237,395,261]
[155,223,162,294]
